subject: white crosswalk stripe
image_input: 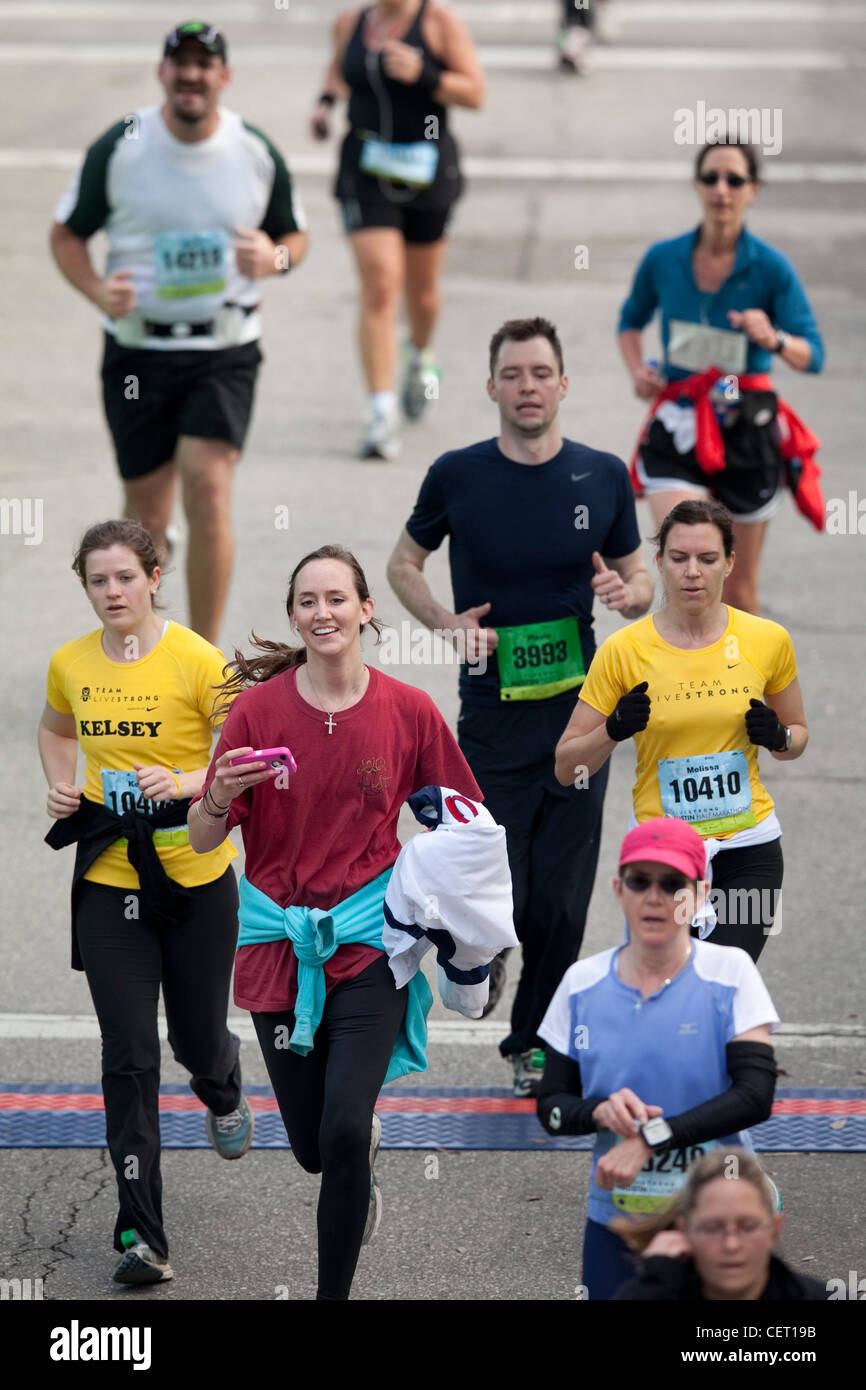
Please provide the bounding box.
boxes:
[0,41,858,69]
[4,1,864,22]
[0,1014,863,1047]
[5,148,864,183]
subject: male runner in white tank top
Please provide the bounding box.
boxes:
[50,21,309,644]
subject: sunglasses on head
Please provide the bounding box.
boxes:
[697,172,752,188]
[621,870,690,896]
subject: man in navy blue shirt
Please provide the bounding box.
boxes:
[387,317,653,1095]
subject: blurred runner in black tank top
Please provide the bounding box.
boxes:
[311,2,483,458]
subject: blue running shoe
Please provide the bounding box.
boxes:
[206,1094,254,1160]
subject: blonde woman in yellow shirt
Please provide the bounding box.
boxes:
[555,499,807,962]
[38,519,253,1288]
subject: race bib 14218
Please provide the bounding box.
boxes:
[154,228,228,300]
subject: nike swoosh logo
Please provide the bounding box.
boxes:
[571,472,592,482]
[727,664,738,669]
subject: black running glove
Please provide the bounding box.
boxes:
[745,699,787,751]
[606,682,651,742]
[417,55,444,92]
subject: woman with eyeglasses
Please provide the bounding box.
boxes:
[555,498,808,963]
[618,139,825,615]
[610,1148,829,1301]
[537,817,779,1302]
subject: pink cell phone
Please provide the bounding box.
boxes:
[230,746,297,775]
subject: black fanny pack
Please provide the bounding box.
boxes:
[722,389,781,472]
[648,388,782,474]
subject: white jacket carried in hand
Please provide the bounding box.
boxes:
[383,786,518,1018]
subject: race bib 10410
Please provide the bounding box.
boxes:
[657,750,757,836]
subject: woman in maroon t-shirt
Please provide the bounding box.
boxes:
[189,543,480,1300]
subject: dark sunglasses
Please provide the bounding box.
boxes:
[621,871,690,897]
[697,172,752,188]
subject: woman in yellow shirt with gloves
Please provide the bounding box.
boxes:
[555,499,807,961]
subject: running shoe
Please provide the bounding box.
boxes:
[113,1234,173,1286]
[164,523,181,563]
[512,1048,546,1099]
[362,1113,383,1245]
[557,27,592,73]
[205,1094,255,1160]
[400,344,441,420]
[480,952,508,1019]
[359,407,401,460]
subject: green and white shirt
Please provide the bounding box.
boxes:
[54,105,306,349]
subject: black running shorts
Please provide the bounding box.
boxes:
[101,334,263,480]
[338,198,454,244]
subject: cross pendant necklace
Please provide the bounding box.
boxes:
[305,666,367,733]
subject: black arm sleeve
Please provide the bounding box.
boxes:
[611,1257,694,1301]
[665,1042,777,1149]
[536,1045,606,1136]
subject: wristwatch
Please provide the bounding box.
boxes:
[773,329,789,354]
[278,255,293,276]
[640,1117,674,1151]
[782,725,793,752]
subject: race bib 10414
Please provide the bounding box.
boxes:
[99,769,188,845]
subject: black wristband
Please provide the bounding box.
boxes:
[204,788,231,817]
[417,55,444,93]
[318,92,336,107]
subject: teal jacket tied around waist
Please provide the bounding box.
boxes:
[237,867,431,1083]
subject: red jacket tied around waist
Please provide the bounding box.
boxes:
[630,367,824,532]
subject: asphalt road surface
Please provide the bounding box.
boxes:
[0,0,864,1316]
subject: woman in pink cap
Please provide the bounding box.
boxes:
[537,815,779,1301]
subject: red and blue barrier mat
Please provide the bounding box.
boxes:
[1,1084,864,1151]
